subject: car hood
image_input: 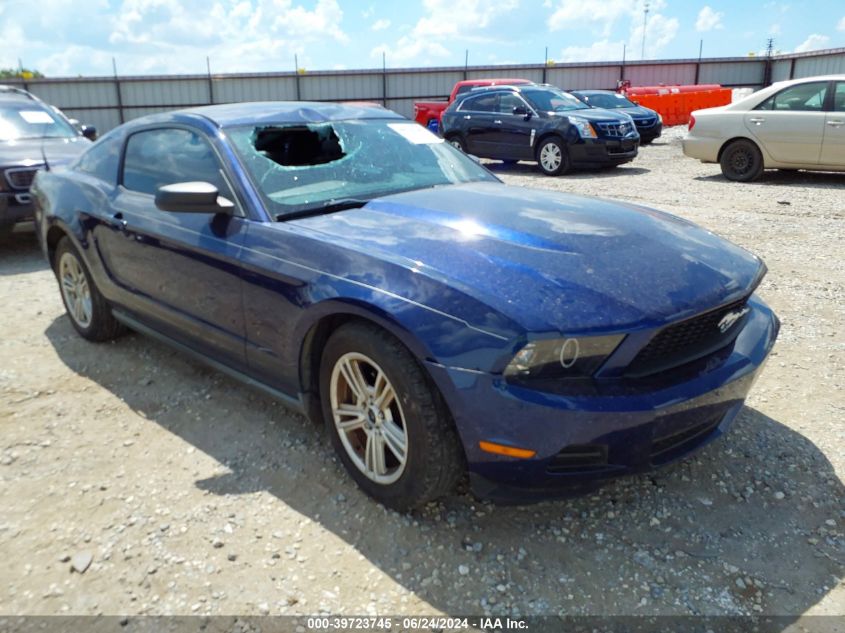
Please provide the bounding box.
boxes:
[0,136,89,168]
[292,182,764,334]
[619,105,657,119]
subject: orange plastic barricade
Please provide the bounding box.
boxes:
[624,85,732,127]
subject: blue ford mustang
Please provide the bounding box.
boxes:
[32,102,779,509]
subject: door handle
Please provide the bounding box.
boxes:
[827,120,844,127]
[111,212,128,232]
[749,117,765,124]
[493,119,502,124]
[463,115,471,120]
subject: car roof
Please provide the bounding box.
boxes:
[0,85,39,103]
[178,101,405,128]
[570,89,617,95]
[458,78,533,86]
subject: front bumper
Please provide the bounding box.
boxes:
[637,121,663,141]
[0,192,34,225]
[425,296,779,502]
[569,137,639,167]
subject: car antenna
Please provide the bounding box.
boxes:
[40,119,51,172]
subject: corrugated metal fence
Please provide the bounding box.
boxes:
[5,48,845,134]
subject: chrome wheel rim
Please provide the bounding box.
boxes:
[330,352,408,485]
[540,142,562,171]
[59,252,92,328]
[449,139,463,151]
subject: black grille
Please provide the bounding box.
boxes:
[547,444,610,474]
[634,117,657,129]
[596,121,635,138]
[4,168,37,190]
[626,298,749,377]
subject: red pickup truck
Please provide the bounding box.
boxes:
[413,78,533,132]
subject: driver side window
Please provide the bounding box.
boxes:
[122,128,233,199]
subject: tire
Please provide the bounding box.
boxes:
[55,237,124,341]
[446,135,466,153]
[319,321,464,511]
[720,139,764,182]
[0,222,14,244]
[536,136,571,176]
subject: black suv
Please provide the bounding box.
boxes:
[570,90,662,144]
[0,85,95,241]
[440,84,639,175]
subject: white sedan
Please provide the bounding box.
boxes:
[682,75,845,181]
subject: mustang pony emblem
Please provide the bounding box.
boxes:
[718,307,750,333]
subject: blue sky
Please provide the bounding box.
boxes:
[1,0,843,77]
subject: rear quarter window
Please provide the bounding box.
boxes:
[75,131,121,184]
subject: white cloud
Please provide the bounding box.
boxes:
[371,0,519,66]
[548,0,676,60]
[837,16,845,31]
[695,6,723,32]
[769,23,782,36]
[559,40,627,63]
[794,34,830,53]
[371,19,391,31]
[630,13,679,58]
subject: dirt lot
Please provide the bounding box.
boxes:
[1,127,843,621]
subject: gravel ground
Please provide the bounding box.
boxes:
[0,127,843,621]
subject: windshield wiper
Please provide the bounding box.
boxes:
[276,198,370,222]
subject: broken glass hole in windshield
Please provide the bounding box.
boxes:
[253,124,345,167]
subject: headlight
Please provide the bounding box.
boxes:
[504,334,625,380]
[657,112,663,123]
[568,116,597,139]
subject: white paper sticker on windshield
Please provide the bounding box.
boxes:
[19,110,54,124]
[387,122,443,144]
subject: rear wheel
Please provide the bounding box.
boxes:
[55,237,124,341]
[320,322,464,510]
[720,139,764,182]
[536,136,571,176]
[446,135,466,153]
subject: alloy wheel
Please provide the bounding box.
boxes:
[330,352,408,485]
[59,251,92,328]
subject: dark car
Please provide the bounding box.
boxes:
[571,89,663,144]
[440,84,640,175]
[0,85,95,241]
[33,102,778,509]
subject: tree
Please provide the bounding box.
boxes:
[0,68,44,79]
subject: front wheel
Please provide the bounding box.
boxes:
[320,322,464,510]
[55,237,125,341]
[720,139,764,182]
[536,137,571,176]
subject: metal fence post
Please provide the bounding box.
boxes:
[112,58,125,124]
[207,57,214,105]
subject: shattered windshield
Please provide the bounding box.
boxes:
[227,119,496,218]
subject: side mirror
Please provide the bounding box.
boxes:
[513,105,531,120]
[81,125,97,141]
[155,181,235,215]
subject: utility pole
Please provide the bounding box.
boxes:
[763,38,775,87]
[641,2,650,59]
